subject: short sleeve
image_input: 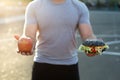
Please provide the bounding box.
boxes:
[78,3,90,25]
[24,2,37,25]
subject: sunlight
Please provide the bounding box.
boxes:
[0,0,31,6]
[0,0,26,19]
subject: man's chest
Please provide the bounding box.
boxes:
[35,5,79,27]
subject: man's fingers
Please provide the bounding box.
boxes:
[25,52,33,56]
[21,52,26,55]
[17,50,20,53]
[21,52,33,56]
[17,50,33,56]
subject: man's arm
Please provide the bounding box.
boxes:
[23,24,38,42]
[18,24,38,55]
[77,2,96,41]
[18,1,38,55]
[78,24,96,41]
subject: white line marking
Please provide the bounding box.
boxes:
[106,41,120,45]
[96,35,120,38]
[103,51,120,56]
[76,34,120,38]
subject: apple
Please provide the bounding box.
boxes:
[18,36,33,53]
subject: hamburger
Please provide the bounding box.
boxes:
[79,40,109,57]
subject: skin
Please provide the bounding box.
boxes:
[51,0,66,4]
[18,24,38,55]
[18,0,96,56]
[79,24,96,41]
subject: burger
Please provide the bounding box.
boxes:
[79,40,109,57]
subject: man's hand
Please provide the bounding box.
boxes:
[14,34,35,56]
[17,48,34,56]
[79,39,109,57]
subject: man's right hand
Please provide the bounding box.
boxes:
[14,34,34,56]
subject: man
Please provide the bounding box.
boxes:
[18,0,96,80]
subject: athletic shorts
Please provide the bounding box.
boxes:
[32,62,80,80]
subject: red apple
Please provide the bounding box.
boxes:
[18,36,33,53]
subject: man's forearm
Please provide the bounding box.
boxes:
[81,34,97,41]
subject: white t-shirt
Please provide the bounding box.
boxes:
[25,0,90,65]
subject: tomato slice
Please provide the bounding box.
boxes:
[86,53,96,57]
[91,47,97,53]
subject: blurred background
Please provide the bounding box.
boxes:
[82,0,120,11]
[0,0,120,80]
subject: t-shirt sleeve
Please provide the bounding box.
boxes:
[24,2,37,25]
[78,3,90,25]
